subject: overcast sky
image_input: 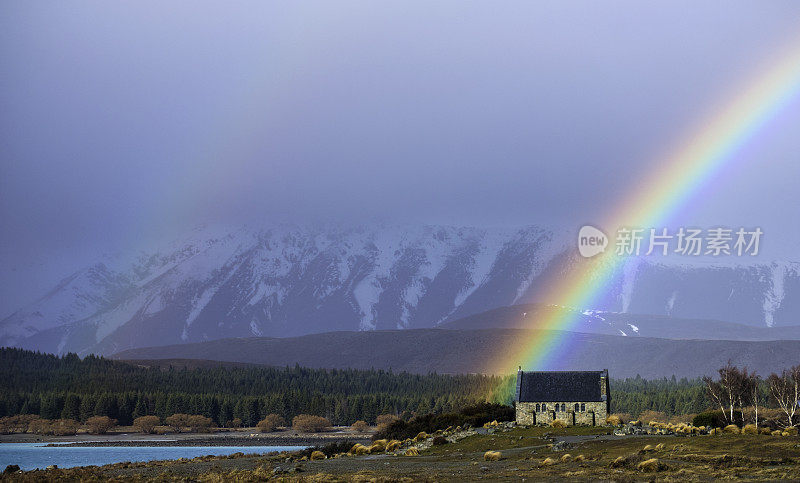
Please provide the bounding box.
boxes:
[1,1,800,315]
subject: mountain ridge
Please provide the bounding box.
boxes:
[2,223,798,355]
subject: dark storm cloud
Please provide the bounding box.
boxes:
[1,0,799,314]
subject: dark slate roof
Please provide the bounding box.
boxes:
[517,371,604,402]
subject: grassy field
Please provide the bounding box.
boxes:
[3,425,799,481]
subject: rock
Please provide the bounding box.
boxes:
[480,466,490,472]
[551,441,570,452]
[46,465,58,470]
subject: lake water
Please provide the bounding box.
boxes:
[0,443,306,471]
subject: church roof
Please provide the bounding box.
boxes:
[516,370,606,402]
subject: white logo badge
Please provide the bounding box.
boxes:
[578,225,608,258]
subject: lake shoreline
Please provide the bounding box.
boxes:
[0,429,372,448]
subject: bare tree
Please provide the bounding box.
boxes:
[703,361,747,425]
[768,365,800,429]
[742,368,762,429]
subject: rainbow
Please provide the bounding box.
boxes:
[491,41,800,375]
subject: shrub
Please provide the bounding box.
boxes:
[297,441,354,460]
[376,414,399,429]
[693,410,741,429]
[609,413,630,425]
[404,447,419,456]
[484,451,502,461]
[350,420,369,432]
[551,419,566,428]
[257,414,286,433]
[432,435,448,445]
[86,416,116,434]
[133,416,160,434]
[310,450,326,460]
[28,418,79,436]
[414,431,428,441]
[605,415,623,426]
[292,414,331,432]
[541,457,556,466]
[165,413,191,432]
[0,415,40,434]
[27,418,51,435]
[560,453,572,462]
[373,403,513,441]
[229,418,242,428]
[186,415,213,432]
[51,419,79,436]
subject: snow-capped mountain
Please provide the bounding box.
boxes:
[1,223,798,355]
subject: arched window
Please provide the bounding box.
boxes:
[535,403,540,411]
[541,403,546,411]
[574,403,579,412]
[561,403,566,412]
[580,403,586,412]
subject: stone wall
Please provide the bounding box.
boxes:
[516,401,608,426]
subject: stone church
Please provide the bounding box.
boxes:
[515,369,610,426]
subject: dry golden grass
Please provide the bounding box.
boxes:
[742,423,758,434]
[723,424,741,434]
[550,419,566,428]
[414,431,428,441]
[540,457,556,466]
[310,450,326,460]
[610,456,627,468]
[560,453,572,462]
[404,447,419,456]
[483,451,502,461]
[637,457,665,472]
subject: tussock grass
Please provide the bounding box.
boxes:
[483,450,502,461]
[723,424,740,434]
[742,424,758,434]
[550,419,566,428]
[637,457,666,472]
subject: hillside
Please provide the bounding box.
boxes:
[111,328,800,379]
[440,304,800,340]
